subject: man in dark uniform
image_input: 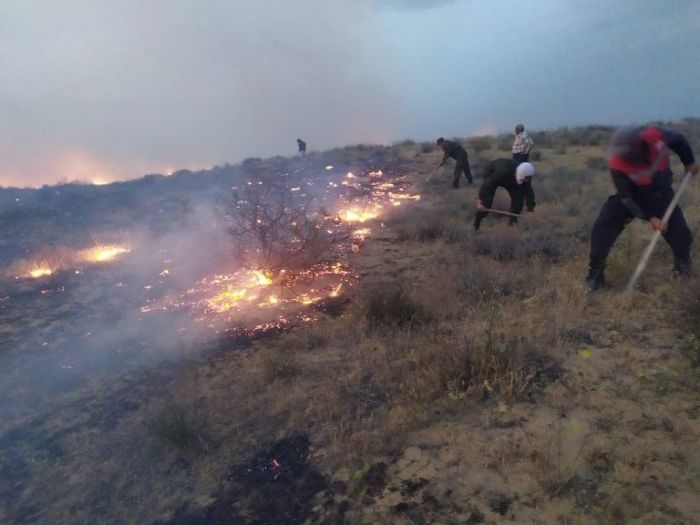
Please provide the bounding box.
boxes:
[436,137,472,188]
[586,126,698,291]
[474,159,535,231]
[297,138,307,157]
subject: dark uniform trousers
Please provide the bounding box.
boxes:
[453,157,473,188]
[590,188,692,271]
[513,152,530,164]
[474,177,524,229]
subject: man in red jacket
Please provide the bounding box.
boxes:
[586,126,698,291]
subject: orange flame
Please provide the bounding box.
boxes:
[339,206,382,223]
[79,245,131,263]
[29,266,53,279]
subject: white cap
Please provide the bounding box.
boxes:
[516,162,535,184]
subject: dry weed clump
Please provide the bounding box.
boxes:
[586,155,608,171]
[529,416,587,495]
[396,215,469,244]
[150,402,209,456]
[419,141,435,154]
[672,279,700,368]
[360,283,437,330]
[468,135,494,152]
[674,278,700,337]
[456,256,544,301]
[471,226,574,262]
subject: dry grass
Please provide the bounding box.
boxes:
[150,402,209,456]
[6,123,700,524]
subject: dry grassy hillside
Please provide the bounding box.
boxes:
[3,121,700,525]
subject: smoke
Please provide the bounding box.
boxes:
[0,155,406,426]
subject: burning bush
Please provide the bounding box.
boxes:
[226,176,335,271]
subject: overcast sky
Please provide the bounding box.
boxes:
[1,0,699,187]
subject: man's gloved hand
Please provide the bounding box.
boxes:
[476,199,486,212]
[650,216,667,233]
[685,163,698,176]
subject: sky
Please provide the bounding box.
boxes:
[1,0,699,187]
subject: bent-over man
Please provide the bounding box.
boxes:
[437,137,472,188]
[474,159,535,231]
[586,126,698,291]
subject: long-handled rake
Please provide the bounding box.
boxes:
[481,208,525,218]
[626,172,693,292]
[425,164,441,182]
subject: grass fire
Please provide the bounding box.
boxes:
[3,123,700,525]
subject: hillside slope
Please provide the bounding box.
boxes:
[2,120,700,524]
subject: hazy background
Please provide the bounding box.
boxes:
[1,0,699,187]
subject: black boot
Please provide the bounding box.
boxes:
[585,266,606,292]
[673,259,692,278]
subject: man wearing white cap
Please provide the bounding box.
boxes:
[474,159,536,231]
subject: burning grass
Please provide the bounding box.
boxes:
[77,244,131,263]
[9,243,131,280]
